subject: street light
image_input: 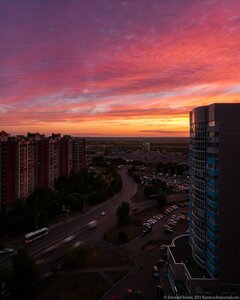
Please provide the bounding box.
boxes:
[35,213,40,231]
[62,205,70,219]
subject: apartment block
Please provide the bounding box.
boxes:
[0,131,16,211]
[0,132,86,211]
[59,135,72,177]
[167,103,240,295]
[72,137,87,173]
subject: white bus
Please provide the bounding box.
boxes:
[25,227,49,244]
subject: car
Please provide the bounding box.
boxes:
[159,244,168,251]
[167,219,176,224]
[73,241,84,248]
[164,229,174,234]
[135,290,143,300]
[156,284,164,299]
[101,211,106,216]
[0,247,14,254]
[157,259,165,267]
[149,219,157,224]
[88,220,99,229]
[152,219,157,224]
[125,288,133,300]
[143,222,151,227]
[153,266,159,278]
[162,254,168,261]
[63,235,76,244]
[163,224,171,229]
[141,226,152,236]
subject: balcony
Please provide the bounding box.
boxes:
[207,168,219,176]
[206,220,219,232]
[206,188,219,198]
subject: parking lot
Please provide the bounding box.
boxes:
[140,201,189,237]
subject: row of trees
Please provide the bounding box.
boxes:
[0,248,40,300]
[0,167,122,238]
[156,162,188,176]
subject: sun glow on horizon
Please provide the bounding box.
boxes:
[1,0,240,136]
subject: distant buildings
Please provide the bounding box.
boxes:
[167,103,240,295]
[0,132,86,211]
[142,141,151,152]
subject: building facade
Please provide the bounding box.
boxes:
[0,132,86,211]
[168,103,240,295]
[72,138,87,173]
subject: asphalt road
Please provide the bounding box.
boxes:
[0,166,137,272]
[102,206,188,300]
[0,166,188,300]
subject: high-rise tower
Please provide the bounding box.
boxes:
[167,103,240,295]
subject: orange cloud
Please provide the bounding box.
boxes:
[1,0,240,136]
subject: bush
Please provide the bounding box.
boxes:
[156,193,167,209]
[116,202,130,226]
[118,230,128,243]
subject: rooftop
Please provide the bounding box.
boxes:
[169,235,211,279]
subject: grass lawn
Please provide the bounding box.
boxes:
[104,223,141,244]
[82,246,134,268]
[131,188,147,203]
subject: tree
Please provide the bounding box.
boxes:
[116,201,130,226]
[144,185,157,197]
[10,248,40,300]
[156,193,167,209]
[118,230,128,243]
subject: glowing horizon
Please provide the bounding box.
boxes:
[1,0,240,137]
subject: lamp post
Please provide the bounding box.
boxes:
[35,213,40,231]
[62,205,70,220]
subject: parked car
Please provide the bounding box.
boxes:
[163,224,171,229]
[135,290,143,300]
[141,226,152,236]
[157,259,165,268]
[159,245,168,251]
[125,288,133,300]
[156,284,164,299]
[153,266,159,278]
[164,229,174,234]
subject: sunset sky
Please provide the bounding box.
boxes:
[1,0,240,137]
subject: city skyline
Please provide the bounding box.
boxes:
[1,0,240,136]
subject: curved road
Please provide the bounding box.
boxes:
[0,166,137,271]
